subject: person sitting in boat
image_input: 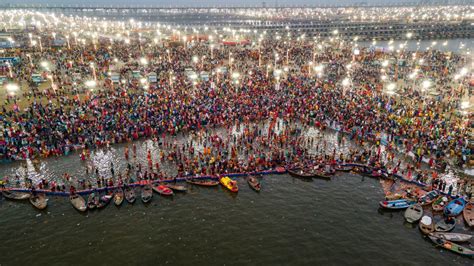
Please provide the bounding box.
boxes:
[324,164,331,173]
[0,176,7,189]
[31,186,37,196]
[69,186,76,195]
[445,216,454,223]
[15,175,20,187]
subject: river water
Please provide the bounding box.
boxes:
[0,122,473,265]
[1,57,473,264]
[0,172,472,265]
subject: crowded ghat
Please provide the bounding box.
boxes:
[0,10,473,257]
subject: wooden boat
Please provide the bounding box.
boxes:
[419,215,435,234]
[385,193,403,201]
[335,165,353,172]
[429,232,473,242]
[97,193,113,209]
[288,168,315,179]
[404,204,423,223]
[220,176,238,192]
[358,168,373,176]
[435,218,456,232]
[166,184,187,192]
[87,192,98,209]
[428,235,474,256]
[444,197,466,217]
[29,193,48,210]
[247,175,261,192]
[185,178,219,187]
[124,186,136,204]
[141,185,153,203]
[361,170,387,179]
[114,188,124,206]
[432,196,448,212]
[418,190,439,206]
[312,170,332,180]
[379,199,415,210]
[463,202,474,227]
[153,185,174,196]
[323,167,336,175]
[2,190,31,200]
[70,194,87,212]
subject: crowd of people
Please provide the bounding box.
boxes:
[2,118,470,200]
[0,23,472,195]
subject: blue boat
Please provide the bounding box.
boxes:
[379,199,415,210]
[444,197,466,217]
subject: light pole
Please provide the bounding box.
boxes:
[258,39,262,67]
[26,54,33,68]
[66,35,70,49]
[73,32,78,45]
[90,63,97,81]
[342,77,351,95]
[38,36,43,52]
[274,69,282,90]
[5,62,13,78]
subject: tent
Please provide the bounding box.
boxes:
[132,71,142,79]
[31,73,44,83]
[200,71,209,82]
[147,72,157,83]
[110,72,120,84]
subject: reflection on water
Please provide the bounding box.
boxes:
[0,121,355,186]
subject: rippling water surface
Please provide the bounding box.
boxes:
[0,124,473,265]
[0,172,472,265]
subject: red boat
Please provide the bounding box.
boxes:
[153,185,174,196]
[275,166,286,173]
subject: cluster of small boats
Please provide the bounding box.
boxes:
[287,167,336,180]
[1,175,263,212]
[379,191,474,257]
[287,164,388,181]
[2,190,48,210]
[2,166,472,258]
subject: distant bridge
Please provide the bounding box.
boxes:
[0,1,472,11]
[1,2,472,42]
